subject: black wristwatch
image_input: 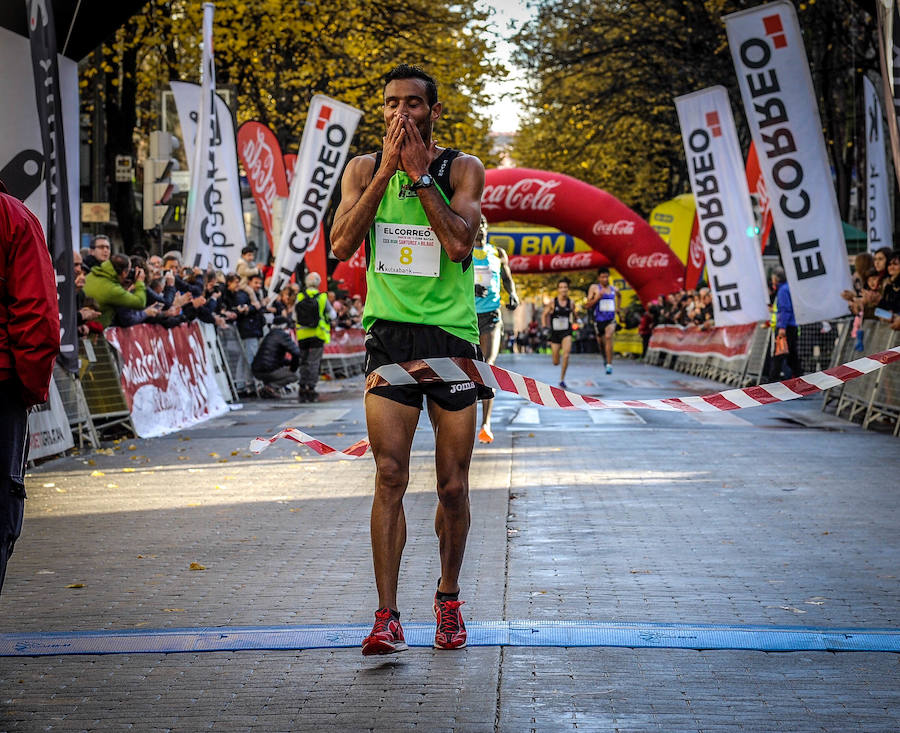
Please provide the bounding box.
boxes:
[411,173,434,190]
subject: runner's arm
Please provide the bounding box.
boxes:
[585,284,600,309]
[417,154,484,262]
[497,247,519,309]
[330,156,388,261]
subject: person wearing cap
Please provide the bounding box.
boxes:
[251,315,301,398]
[237,244,261,285]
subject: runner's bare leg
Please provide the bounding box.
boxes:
[366,392,420,611]
[604,322,615,365]
[560,335,572,382]
[427,399,476,594]
[478,322,501,433]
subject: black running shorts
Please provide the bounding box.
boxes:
[549,329,572,344]
[477,309,501,334]
[365,320,493,411]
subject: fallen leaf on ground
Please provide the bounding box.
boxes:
[163,608,185,612]
[90,470,105,477]
[42,482,55,488]
[293,456,303,462]
[209,452,219,458]
[178,456,189,461]
[629,569,653,574]
[122,468,135,473]
[106,483,119,489]
[55,488,67,493]
[230,450,240,456]
[128,444,137,451]
[179,437,191,441]
[87,459,96,465]
[189,562,206,571]
[65,583,85,589]
[218,459,228,463]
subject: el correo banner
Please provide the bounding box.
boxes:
[171,80,246,271]
[864,76,893,251]
[675,86,769,326]
[27,376,74,460]
[270,94,362,293]
[180,3,246,271]
[725,0,851,324]
[25,0,78,372]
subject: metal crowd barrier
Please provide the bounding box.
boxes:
[52,364,99,449]
[216,325,258,396]
[824,320,899,434]
[78,333,136,438]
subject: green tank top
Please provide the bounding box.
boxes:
[363,152,478,343]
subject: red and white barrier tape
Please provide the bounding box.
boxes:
[250,346,900,459]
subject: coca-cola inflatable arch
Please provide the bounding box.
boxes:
[483,168,684,305]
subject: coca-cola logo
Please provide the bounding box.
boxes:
[689,233,705,269]
[626,252,670,269]
[592,219,636,237]
[549,253,593,270]
[241,129,279,222]
[482,178,559,212]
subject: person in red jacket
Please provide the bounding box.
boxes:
[0,181,60,594]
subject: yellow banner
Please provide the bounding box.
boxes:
[648,194,695,266]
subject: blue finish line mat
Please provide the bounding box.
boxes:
[2,621,899,656]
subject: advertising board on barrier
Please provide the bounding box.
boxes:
[105,323,229,438]
[27,376,74,460]
[648,323,758,360]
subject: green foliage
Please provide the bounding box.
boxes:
[512,0,877,219]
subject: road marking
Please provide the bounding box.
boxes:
[687,412,754,427]
[4,621,897,655]
[279,408,350,429]
[511,406,541,425]
[588,409,646,425]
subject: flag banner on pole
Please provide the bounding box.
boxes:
[675,87,769,326]
[180,4,246,271]
[269,95,362,294]
[236,121,289,253]
[744,142,774,252]
[864,76,893,252]
[250,347,900,460]
[725,0,852,324]
[25,0,77,372]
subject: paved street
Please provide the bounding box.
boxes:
[1,353,898,731]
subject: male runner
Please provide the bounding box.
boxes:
[331,64,486,655]
[542,277,574,387]
[585,267,620,374]
[473,215,518,443]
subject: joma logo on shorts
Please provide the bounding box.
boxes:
[449,381,475,394]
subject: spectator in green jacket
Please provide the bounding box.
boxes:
[83,253,147,327]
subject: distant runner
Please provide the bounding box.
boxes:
[473,215,518,443]
[542,277,574,388]
[585,267,619,374]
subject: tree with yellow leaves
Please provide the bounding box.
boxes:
[82,0,504,251]
[512,0,877,220]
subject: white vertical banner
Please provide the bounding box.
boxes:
[675,87,770,326]
[27,376,74,460]
[725,1,851,324]
[270,94,362,293]
[182,3,246,271]
[864,76,893,252]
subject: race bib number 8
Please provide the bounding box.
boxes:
[374,223,441,277]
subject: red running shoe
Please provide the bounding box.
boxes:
[433,596,467,649]
[362,608,408,656]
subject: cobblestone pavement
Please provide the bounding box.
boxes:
[1,354,898,731]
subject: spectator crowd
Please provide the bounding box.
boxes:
[75,237,365,401]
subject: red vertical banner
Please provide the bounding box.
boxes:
[685,215,705,290]
[744,141,773,252]
[237,121,289,252]
[284,154,297,188]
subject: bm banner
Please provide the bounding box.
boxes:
[725,1,851,324]
[675,86,769,327]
